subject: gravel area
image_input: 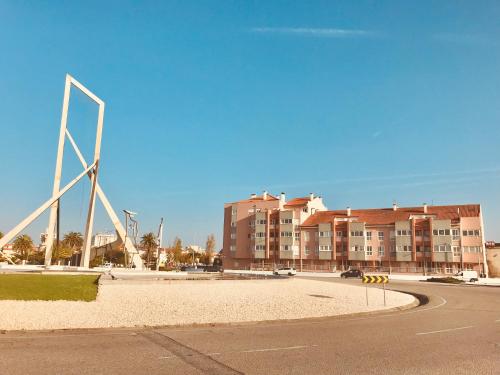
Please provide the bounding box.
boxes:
[0,278,414,330]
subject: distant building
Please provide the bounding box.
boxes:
[223,191,488,275]
[486,241,500,277]
[186,245,206,254]
[92,232,117,248]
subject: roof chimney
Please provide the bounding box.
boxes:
[251,193,257,199]
[280,192,286,203]
[309,192,314,201]
[423,203,428,213]
[347,207,351,216]
[393,202,398,211]
[457,207,460,216]
[263,191,268,200]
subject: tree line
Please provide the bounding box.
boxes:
[0,230,217,268]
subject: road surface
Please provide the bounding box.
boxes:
[1,278,499,374]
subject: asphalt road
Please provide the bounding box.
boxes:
[1,278,499,375]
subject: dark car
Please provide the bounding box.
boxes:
[340,269,364,278]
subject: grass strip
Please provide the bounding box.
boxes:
[0,274,100,301]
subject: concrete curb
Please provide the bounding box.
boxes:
[0,294,420,334]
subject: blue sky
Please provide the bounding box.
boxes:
[1,1,500,248]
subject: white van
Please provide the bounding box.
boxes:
[454,270,478,282]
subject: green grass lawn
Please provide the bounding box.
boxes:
[0,274,100,301]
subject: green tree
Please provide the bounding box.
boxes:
[205,234,215,264]
[141,232,157,268]
[62,232,83,254]
[52,243,73,263]
[0,231,4,239]
[172,237,183,263]
[13,234,34,262]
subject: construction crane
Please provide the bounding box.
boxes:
[156,217,164,271]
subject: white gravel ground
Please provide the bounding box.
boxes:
[0,278,414,330]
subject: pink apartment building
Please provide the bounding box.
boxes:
[222,192,489,275]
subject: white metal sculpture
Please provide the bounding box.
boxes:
[0,74,144,269]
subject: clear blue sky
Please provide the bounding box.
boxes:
[1,1,500,248]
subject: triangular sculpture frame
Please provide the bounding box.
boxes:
[0,74,144,269]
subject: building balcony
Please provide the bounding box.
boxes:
[348,251,366,261]
[280,250,294,259]
[254,250,265,259]
[433,252,454,262]
[395,252,412,262]
[319,251,332,260]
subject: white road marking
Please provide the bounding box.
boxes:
[416,325,474,336]
[241,345,310,353]
[159,345,316,360]
[0,332,136,340]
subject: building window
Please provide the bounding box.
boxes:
[452,229,460,240]
[230,245,236,252]
[366,231,372,241]
[463,229,481,237]
[270,219,276,225]
[305,247,311,255]
[434,245,450,252]
[319,231,331,237]
[255,245,265,251]
[319,245,331,251]
[397,245,412,252]
[350,231,364,237]
[415,230,423,237]
[294,232,300,240]
[303,232,310,241]
[302,207,308,213]
[280,232,292,237]
[280,218,293,224]
[351,245,364,252]
[452,246,460,256]
[336,231,343,238]
[378,231,384,241]
[231,222,236,228]
[256,219,267,225]
[397,229,412,236]
[378,246,385,256]
[256,232,265,238]
[433,229,450,236]
[366,246,373,255]
[230,233,236,239]
[281,245,291,251]
[416,245,422,252]
[465,264,473,271]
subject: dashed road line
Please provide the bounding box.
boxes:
[159,345,317,360]
[416,325,475,336]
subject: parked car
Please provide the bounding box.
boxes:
[340,269,364,278]
[454,270,478,282]
[204,264,224,272]
[273,267,297,276]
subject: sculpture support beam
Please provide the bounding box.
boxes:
[0,74,144,269]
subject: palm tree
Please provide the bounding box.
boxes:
[62,232,83,254]
[13,234,34,262]
[140,232,157,268]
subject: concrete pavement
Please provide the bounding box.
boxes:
[1,279,499,374]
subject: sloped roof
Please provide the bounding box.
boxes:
[301,204,480,226]
[284,197,310,207]
[232,193,279,204]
